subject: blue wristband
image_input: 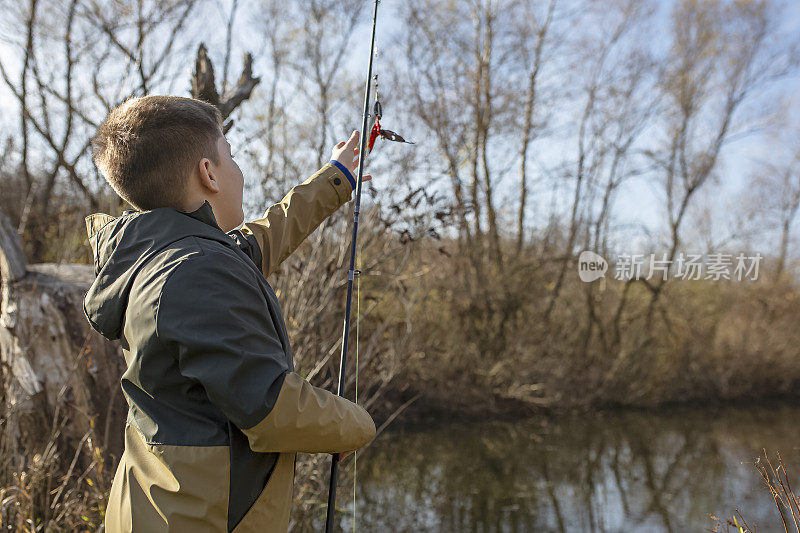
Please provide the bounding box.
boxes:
[328,160,356,190]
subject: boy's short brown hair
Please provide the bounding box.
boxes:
[92,95,223,211]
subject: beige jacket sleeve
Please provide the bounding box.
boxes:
[240,163,354,278]
[241,372,376,454]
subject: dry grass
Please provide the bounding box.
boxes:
[0,360,108,531]
[709,449,800,533]
[392,238,800,413]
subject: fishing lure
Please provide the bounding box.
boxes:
[367,75,415,154]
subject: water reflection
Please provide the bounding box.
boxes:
[340,403,800,532]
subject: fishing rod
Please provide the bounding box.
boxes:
[324,0,380,531]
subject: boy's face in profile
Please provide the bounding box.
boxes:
[203,132,245,232]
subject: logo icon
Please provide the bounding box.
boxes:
[578,251,607,282]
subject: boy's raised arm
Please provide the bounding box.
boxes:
[156,254,375,454]
[238,162,355,278]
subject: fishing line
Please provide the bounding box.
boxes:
[353,252,361,533]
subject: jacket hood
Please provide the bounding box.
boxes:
[83,200,233,340]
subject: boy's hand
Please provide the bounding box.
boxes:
[331,130,372,182]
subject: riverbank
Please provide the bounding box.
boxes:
[375,386,800,427]
[345,236,800,426]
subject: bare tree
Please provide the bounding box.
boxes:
[544,0,655,319]
[287,0,365,170]
[643,0,798,329]
[0,0,202,258]
[749,144,800,282]
[514,0,558,255]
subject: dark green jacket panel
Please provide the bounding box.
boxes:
[228,230,263,272]
[120,238,231,446]
[154,245,292,431]
[84,203,233,342]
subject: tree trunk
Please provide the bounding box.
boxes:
[0,213,126,462]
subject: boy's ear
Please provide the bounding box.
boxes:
[197,157,220,194]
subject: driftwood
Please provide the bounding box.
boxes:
[0,213,127,461]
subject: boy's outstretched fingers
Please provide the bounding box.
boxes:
[347,129,360,146]
[362,174,372,181]
[331,130,363,174]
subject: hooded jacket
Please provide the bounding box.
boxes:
[83,162,375,533]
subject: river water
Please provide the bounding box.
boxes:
[336,402,800,532]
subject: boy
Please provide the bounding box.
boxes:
[83,95,376,532]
